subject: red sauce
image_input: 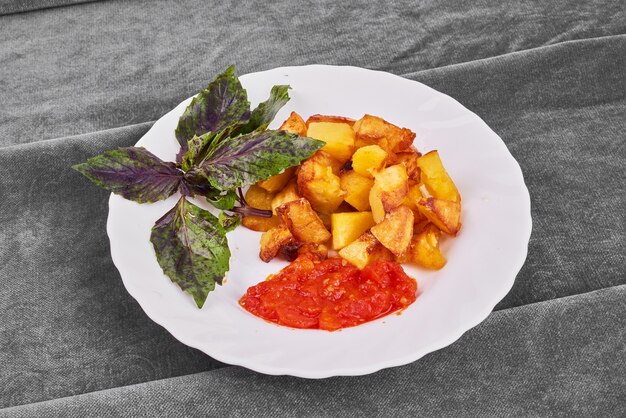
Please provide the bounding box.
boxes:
[239,255,417,331]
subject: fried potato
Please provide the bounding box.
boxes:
[242,185,279,232]
[393,148,421,182]
[416,150,460,202]
[276,198,331,244]
[351,145,387,178]
[306,121,355,163]
[331,211,375,250]
[242,215,280,232]
[406,224,447,269]
[353,114,415,153]
[338,232,394,269]
[417,197,462,236]
[370,206,414,257]
[279,111,307,136]
[306,114,356,127]
[257,167,296,193]
[281,242,329,262]
[297,152,346,214]
[245,184,274,210]
[260,225,294,262]
[340,170,374,211]
[369,164,409,222]
[271,179,300,214]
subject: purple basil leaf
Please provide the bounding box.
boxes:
[188,130,324,191]
[73,147,183,203]
[233,85,290,135]
[151,197,230,308]
[175,65,250,158]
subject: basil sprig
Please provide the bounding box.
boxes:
[74,66,324,308]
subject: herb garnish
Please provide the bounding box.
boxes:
[74,66,324,307]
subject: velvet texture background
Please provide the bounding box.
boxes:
[1,0,624,416]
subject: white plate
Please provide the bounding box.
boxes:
[107,65,531,378]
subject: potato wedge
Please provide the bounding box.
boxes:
[340,170,374,211]
[331,211,375,250]
[271,179,300,214]
[416,150,460,202]
[407,224,446,269]
[257,167,296,193]
[351,145,387,178]
[338,232,394,269]
[417,197,462,236]
[307,121,355,163]
[276,198,331,244]
[279,111,307,136]
[353,114,415,153]
[260,225,294,262]
[297,152,346,214]
[370,206,414,257]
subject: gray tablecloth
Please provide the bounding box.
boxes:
[1,1,624,416]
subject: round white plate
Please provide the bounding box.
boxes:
[107,65,531,378]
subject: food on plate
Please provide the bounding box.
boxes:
[74,64,462,314]
[243,111,462,272]
[73,66,325,308]
[239,254,417,331]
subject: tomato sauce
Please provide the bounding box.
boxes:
[239,255,417,331]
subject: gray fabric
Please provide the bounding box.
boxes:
[2,285,625,417]
[0,0,100,16]
[1,0,625,415]
[1,0,625,145]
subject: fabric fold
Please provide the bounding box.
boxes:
[2,284,624,416]
[1,1,624,411]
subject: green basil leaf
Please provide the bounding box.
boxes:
[150,197,230,308]
[188,130,324,190]
[234,85,290,135]
[206,190,237,211]
[175,65,250,157]
[218,212,241,232]
[73,147,182,203]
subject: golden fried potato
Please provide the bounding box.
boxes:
[242,215,279,232]
[331,211,375,250]
[245,184,274,209]
[416,150,460,202]
[279,111,307,136]
[417,197,461,236]
[297,152,346,214]
[393,148,421,182]
[270,179,301,214]
[242,185,279,231]
[257,167,296,193]
[406,224,446,269]
[338,232,394,269]
[306,121,355,163]
[351,145,387,178]
[370,206,414,257]
[369,164,409,222]
[340,170,374,211]
[280,242,329,262]
[259,225,294,262]
[353,114,415,153]
[305,114,356,127]
[276,198,331,244]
